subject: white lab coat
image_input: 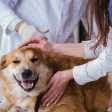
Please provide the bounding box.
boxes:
[0,0,88,57]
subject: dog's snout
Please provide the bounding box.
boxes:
[22,69,32,79]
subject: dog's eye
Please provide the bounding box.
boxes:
[31,57,39,62]
[12,60,20,64]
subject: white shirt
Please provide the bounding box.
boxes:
[73,27,112,85]
[0,0,88,57]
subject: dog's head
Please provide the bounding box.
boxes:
[0,48,55,96]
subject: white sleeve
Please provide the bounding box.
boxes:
[73,28,112,85]
[82,39,105,58]
[0,0,22,33]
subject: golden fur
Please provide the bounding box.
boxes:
[0,47,111,112]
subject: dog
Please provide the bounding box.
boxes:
[0,47,112,112]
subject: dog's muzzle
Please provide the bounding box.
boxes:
[14,70,39,92]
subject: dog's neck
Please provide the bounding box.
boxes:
[44,52,90,72]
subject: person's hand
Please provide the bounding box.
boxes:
[16,21,49,42]
[18,36,53,52]
[17,22,53,51]
[41,69,73,107]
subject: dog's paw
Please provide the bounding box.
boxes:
[107,107,112,112]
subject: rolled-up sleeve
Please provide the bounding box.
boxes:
[72,57,107,85]
[0,0,22,32]
[82,39,105,58]
[73,28,112,85]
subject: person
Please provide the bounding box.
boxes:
[0,0,89,57]
[19,0,111,107]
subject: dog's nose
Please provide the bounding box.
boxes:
[22,69,32,79]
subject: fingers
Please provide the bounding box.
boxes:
[41,72,69,107]
[28,43,42,49]
[18,36,43,48]
[42,77,63,106]
[42,78,56,102]
[18,35,53,52]
[28,43,47,50]
[44,92,63,107]
[42,77,58,102]
[42,89,63,107]
[48,92,62,106]
[42,91,58,107]
[54,91,63,104]
[46,76,55,90]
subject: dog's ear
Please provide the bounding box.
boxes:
[42,54,59,73]
[0,55,7,70]
[42,54,52,65]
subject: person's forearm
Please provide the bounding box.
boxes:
[72,46,112,85]
[50,39,104,59]
[52,43,85,58]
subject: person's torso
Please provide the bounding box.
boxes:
[0,0,87,57]
[14,0,87,43]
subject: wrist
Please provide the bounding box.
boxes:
[15,21,24,32]
[52,44,61,53]
[17,22,46,40]
[6,18,22,35]
[64,69,73,81]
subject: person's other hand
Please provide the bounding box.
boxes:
[41,69,73,107]
[16,22,49,41]
[18,36,53,52]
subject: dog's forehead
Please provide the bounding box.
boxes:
[4,48,44,63]
[8,48,40,60]
[14,49,36,58]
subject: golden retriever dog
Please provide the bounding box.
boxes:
[0,47,112,112]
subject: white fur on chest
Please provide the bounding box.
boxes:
[9,84,32,109]
[16,96,31,109]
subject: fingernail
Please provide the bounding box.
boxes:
[43,104,45,107]
[55,102,57,105]
[47,103,49,107]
